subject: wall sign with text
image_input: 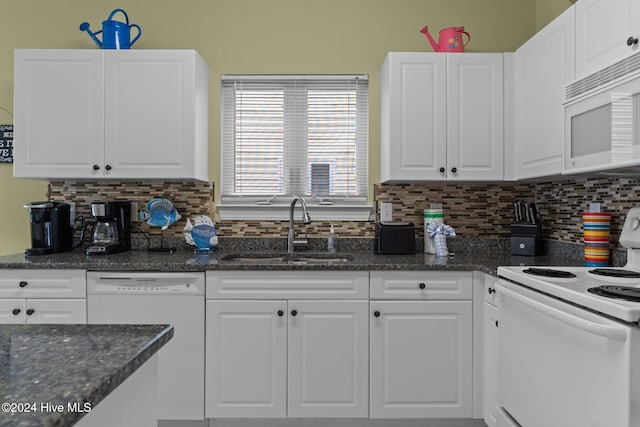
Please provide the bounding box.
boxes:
[0,125,13,163]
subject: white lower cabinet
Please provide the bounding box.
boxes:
[0,269,86,324]
[369,300,472,418]
[484,285,499,427]
[205,271,370,419]
[369,271,473,419]
[206,300,287,418]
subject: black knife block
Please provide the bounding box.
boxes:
[510,223,542,256]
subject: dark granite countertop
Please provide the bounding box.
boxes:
[0,324,173,427]
[0,247,587,276]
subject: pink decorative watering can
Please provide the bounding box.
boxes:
[420,26,470,52]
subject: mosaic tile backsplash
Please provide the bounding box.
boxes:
[48,176,640,249]
[535,177,640,246]
[49,181,213,239]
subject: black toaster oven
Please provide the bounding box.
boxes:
[375,222,416,254]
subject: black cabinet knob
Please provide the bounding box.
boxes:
[419,282,426,290]
[373,310,381,318]
[105,165,112,171]
[439,167,445,173]
[12,308,21,316]
[277,310,284,317]
[291,309,298,317]
[18,281,27,288]
[488,287,496,294]
[451,167,458,173]
[26,309,35,316]
[627,36,639,46]
[93,164,100,171]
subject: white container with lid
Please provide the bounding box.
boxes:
[424,206,444,254]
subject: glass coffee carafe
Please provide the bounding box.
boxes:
[92,221,119,244]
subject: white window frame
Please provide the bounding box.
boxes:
[218,75,372,221]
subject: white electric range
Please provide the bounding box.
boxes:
[495,207,640,427]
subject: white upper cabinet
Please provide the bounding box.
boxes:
[511,6,574,179]
[447,54,504,181]
[380,52,446,182]
[575,0,640,80]
[380,52,504,182]
[13,49,209,181]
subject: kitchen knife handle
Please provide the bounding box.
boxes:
[528,205,537,225]
[524,202,532,223]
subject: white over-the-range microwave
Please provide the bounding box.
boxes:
[564,52,640,175]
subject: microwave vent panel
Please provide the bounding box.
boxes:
[565,51,640,102]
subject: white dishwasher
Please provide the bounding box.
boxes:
[87,271,205,421]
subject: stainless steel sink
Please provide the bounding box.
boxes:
[219,254,287,263]
[220,253,353,264]
[289,254,354,264]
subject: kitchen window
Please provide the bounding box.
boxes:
[219,75,371,220]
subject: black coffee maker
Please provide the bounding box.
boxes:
[24,201,73,256]
[85,201,132,255]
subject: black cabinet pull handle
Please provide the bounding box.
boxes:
[627,36,638,46]
[488,287,496,294]
[93,164,100,171]
[439,167,445,173]
[18,281,27,288]
[451,167,458,173]
[26,309,35,316]
[291,309,298,317]
[277,310,284,317]
[495,320,499,327]
[419,282,426,290]
[373,310,381,318]
[12,308,21,316]
[105,165,112,171]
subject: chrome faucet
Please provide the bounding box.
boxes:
[288,196,312,253]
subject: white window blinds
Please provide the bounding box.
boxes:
[221,75,368,204]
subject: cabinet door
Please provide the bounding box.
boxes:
[447,54,504,180]
[13,50,104,179]
[575,0,640,79]
[0,299,26,324]
[484,301,499,427]
[206,300,287,418]
[104,50,198,179]
[0,269,86,299]
[513,7,574,179]
[287,300,369,418]
[380,52,447,182]
[370,300,472,418]
[25,299,86,324]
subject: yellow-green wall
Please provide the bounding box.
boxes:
[535,0,575,31]
[0,0,537,255]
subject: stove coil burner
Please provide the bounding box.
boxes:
[588,268,640,279]
[588,285,640,302]
[523,268,577,278]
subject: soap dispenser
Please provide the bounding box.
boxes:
[328,224,337,253]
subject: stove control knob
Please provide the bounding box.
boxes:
[632,217,640,231]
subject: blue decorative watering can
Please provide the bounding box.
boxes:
[79,9,141,49]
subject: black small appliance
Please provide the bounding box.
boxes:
[24,201,73,256]
[85,201,132,255]
[375,222,416,254]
